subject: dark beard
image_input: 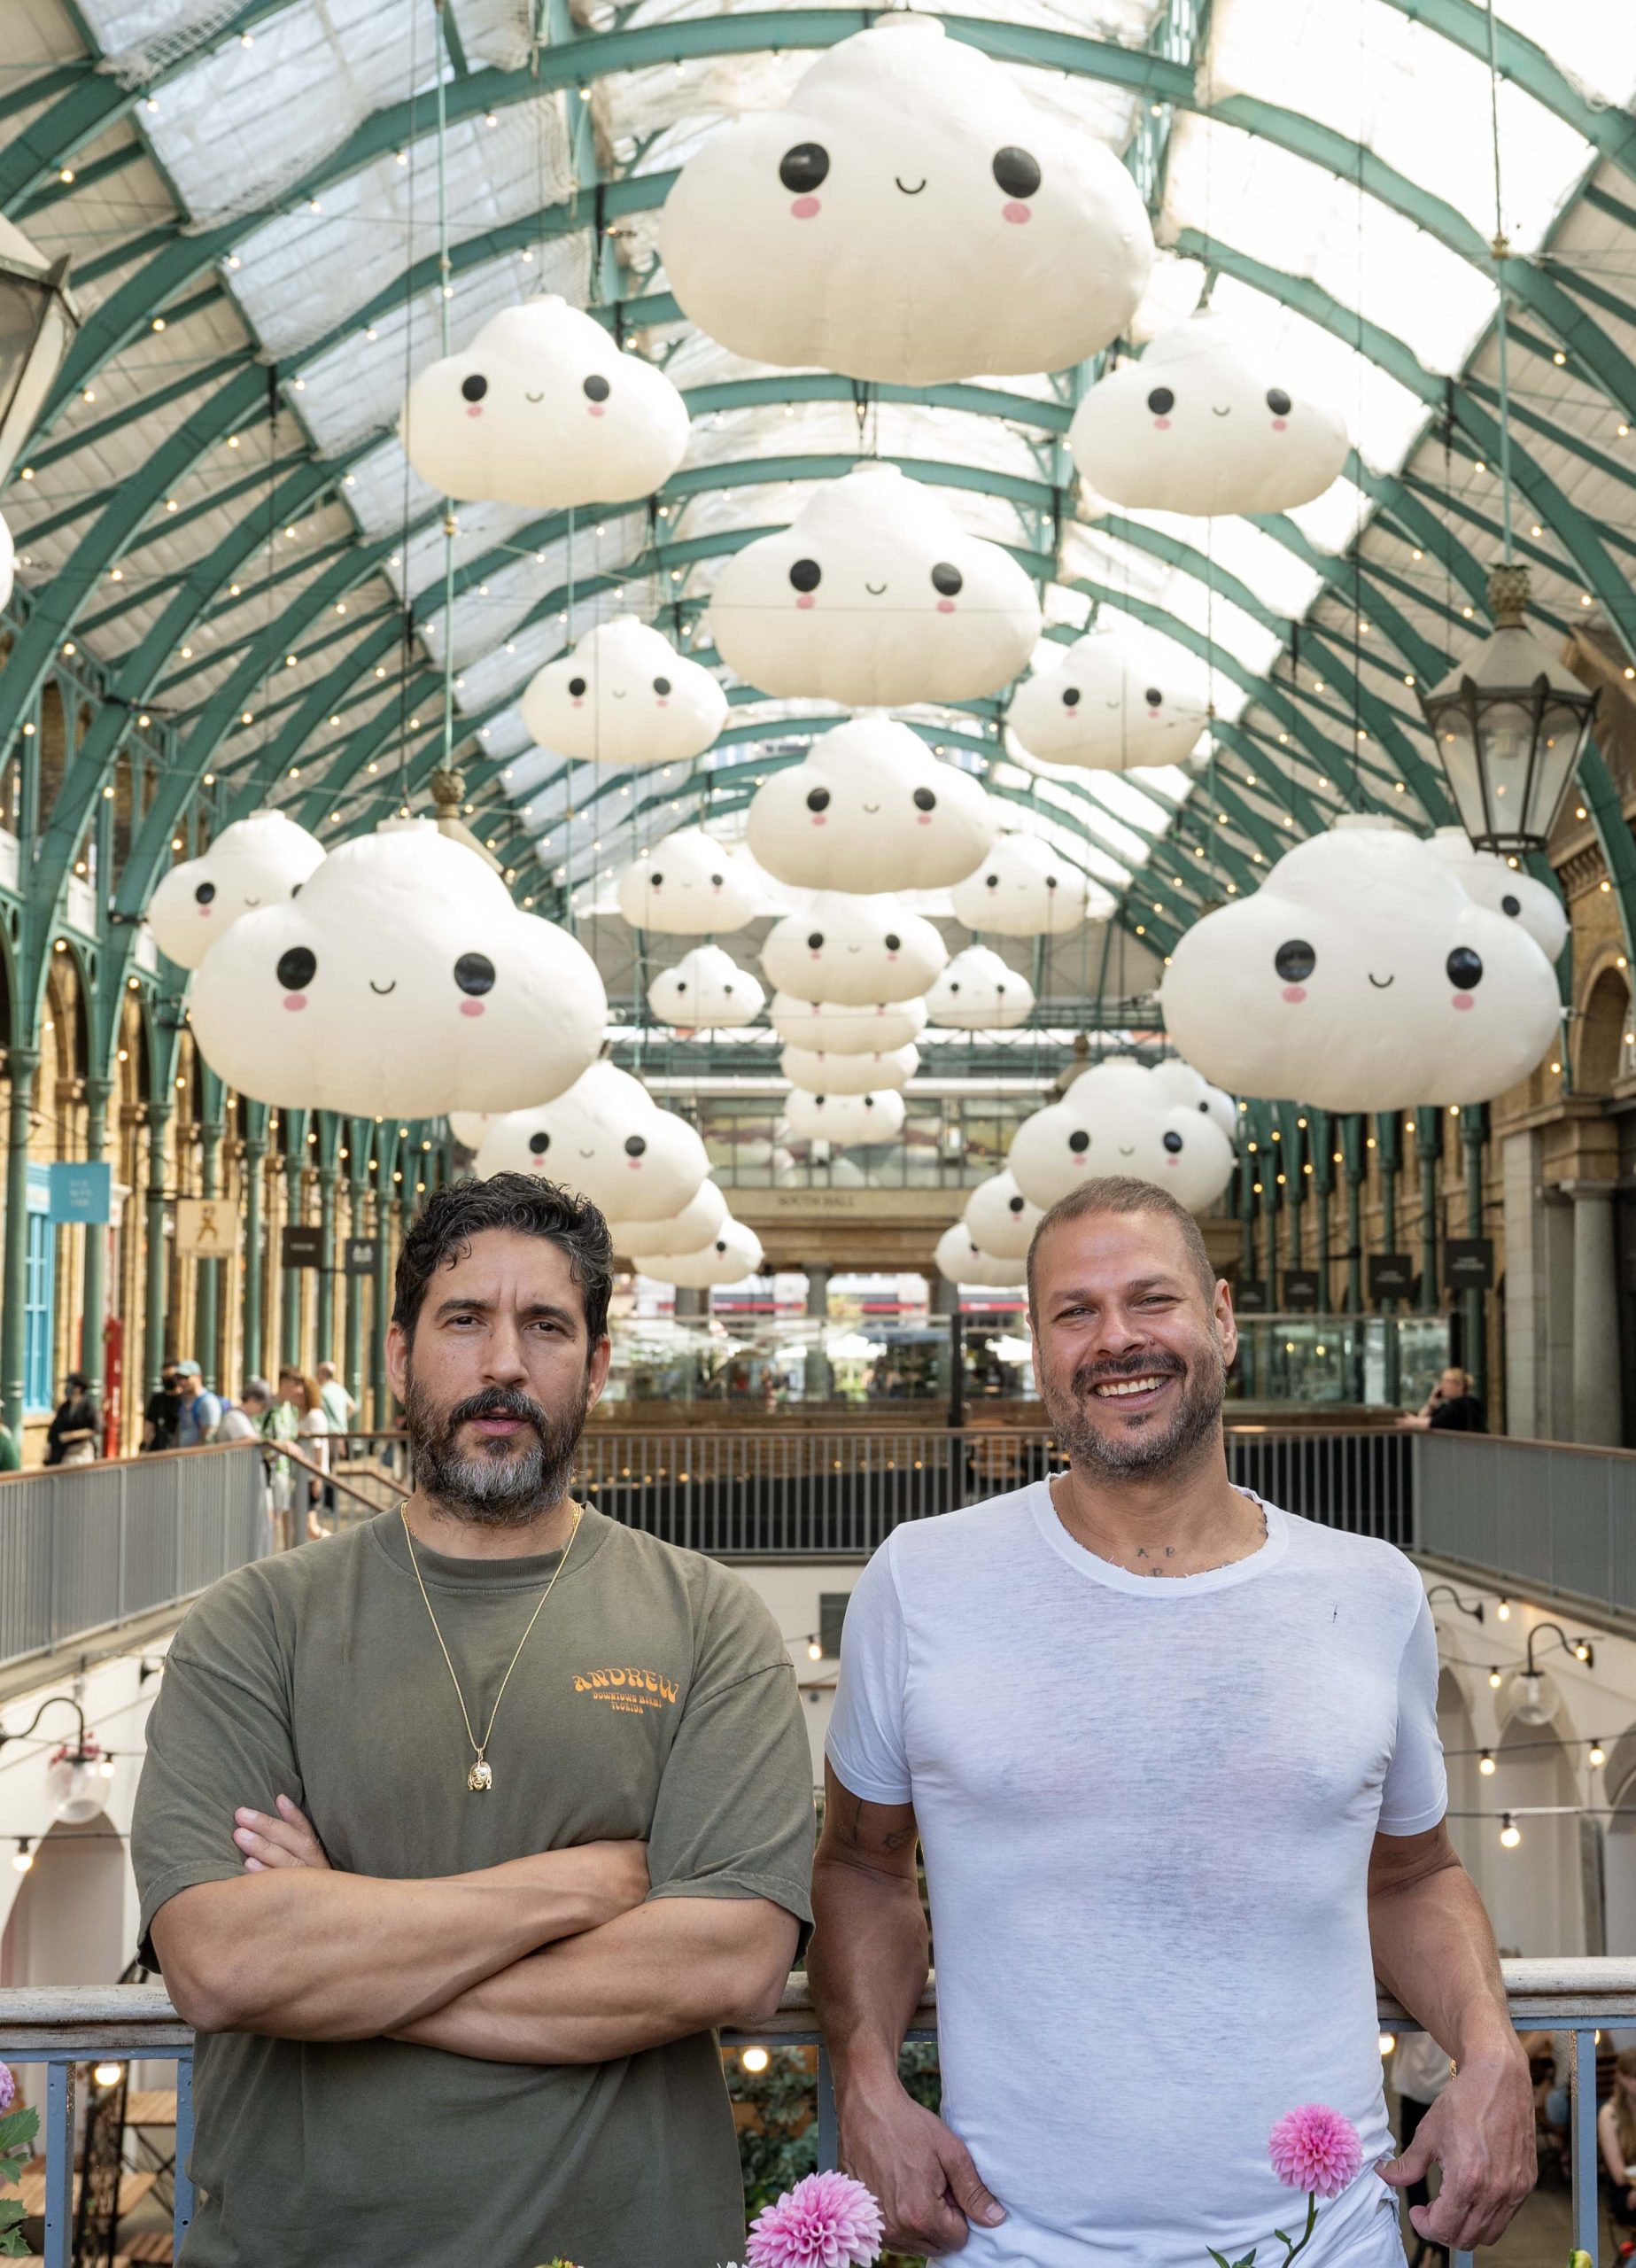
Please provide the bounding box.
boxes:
[1041,1342,1226,1481]
[401,1373,588,1526]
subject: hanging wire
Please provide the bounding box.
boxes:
[395,0,425,826]
[433,0,457,799]
[1484,0,1516,565]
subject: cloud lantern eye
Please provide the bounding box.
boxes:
[461,374,487,402]
[806,787,832,812]
[624,1134,647,1157]
[1446,946,1484,990]
[913,787,936,812]
[1163,1130,1184,1154]
[1008,1194,1025,1214]
[984,873,1000,889]
[789,558,822,593]
[568,676,586,696]
[1061,687,1081,709]
[1144,687,1163,707]
[276,945,316,990]
[714,1239,728,1254]
[1501,893,1522,917]
[992,146,1042,198]
[195,882,216,904]
[1044,874,1058,890]
[1267,387,1292,416]
[653,676,671,695]
[1274,938,1315,982]
[454,951,496,996]
[649,872,664,889]
[583,374,610,402]
[528,1130,550,1156]
[807,930,825,949]
[931,562,963,596]
[1067,1129,1090,1154]
[884,933,902,951]
[1147,385,1175,416]
[779,142,830,193]
[709,872,724,887]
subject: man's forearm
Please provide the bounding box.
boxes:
[154,1852,606,2041]
[1369,1857,1522,2066]
[392,1894,798,2063]
[808,1852,929,2106]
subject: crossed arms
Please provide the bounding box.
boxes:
[151,1798,798,2064]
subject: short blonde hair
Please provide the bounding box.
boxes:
[1027,1176,1217,1315]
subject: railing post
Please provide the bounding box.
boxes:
[1572,2022,1597,2262]
[817,2039,838,2173]
[174,2053,197,2247]
[43,2059,75,2268]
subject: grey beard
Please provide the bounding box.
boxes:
[1042,1346,1226,1481]
[402,1375,587,1526]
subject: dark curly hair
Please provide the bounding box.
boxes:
[392,1172,615,1346]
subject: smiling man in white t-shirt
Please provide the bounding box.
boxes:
[810,1176,1535,2268]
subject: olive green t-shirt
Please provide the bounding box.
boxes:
[131,1506,815,2268]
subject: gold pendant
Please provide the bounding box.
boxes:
[467,1760,492,1792]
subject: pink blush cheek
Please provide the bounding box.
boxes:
[1153,416,1170,430]
[936,598,956,614]
[586,405,605,419]
[1281,984,1306,1005]
[465,406,483,419]
[1452,994,1475,1011]
[916,814,932,826]
[1002,202,1031,224]
[283,994,307,1013]
[810,816,826,827]
[460,1000,485,1018]
[570,698,584,709]
[655,698,668,709]
[198,905,213,918]
[796,594,816,610]
[791,196,820,219]
[1271,417,1288,431]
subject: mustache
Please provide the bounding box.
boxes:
[1071,1349,1186,1394]
[448,1385,552,1436]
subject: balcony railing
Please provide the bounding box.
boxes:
[2,1961,1632,2268]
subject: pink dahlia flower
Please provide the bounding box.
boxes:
[746,2171,885,2268]
[1268,2106,1364,2199]
[0,2063,13,2116]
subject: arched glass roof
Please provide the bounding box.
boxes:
[2,0,1632,989]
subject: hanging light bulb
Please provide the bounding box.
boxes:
[12,1838,32,1873]
[1590,1741,1607,1768]
[92,2062,123,2088]
[1499,1814,1521,1849]
[1495,1596,1511,1621]
[1479,1750,1497,1776]
[1487,1666,1503,1689]
[806,1639,823,1661]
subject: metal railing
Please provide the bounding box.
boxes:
[0,1444,267,1674]
[2,1961,1630,2268]
[1414,1430,1636,1621]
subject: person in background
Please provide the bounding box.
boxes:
[143,1365,184,1452]
[175,1361,223,1447]
[45,1372,102,1467]
[315,1358,355,1438]
[1389,2028,1454,2268]
[1597,2045,1636,2255]
[1399,1368,1486,1435]
[278,1368,330,1540]
[220,1383,277,1556]
[0,1418,20,1474]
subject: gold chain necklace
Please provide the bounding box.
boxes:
[399,1502,582,1792]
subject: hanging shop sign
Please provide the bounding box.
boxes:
[344,1237,379,1276]
[282,1224,325,1270]
[1233,1278,1269,1314]
[47,1161,112,1223]
[1368,1254,1416,1301]
[1282,1269,1322,1313]
[174,1197,239,1257]
[1444,1238,1495,1293]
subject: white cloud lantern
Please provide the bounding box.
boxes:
[631,1216,764,1287]
[616,829,761,935]
[190,823,606,1117]
[616,1179,728,1258]
[709,463,1042,707]
[1008,1059,1237,1214]
[963,1170,1043,1262]
[769,993,927,1053]
[146,810,325,970]
[762,892,946,1004]
[401,298,688,509]
[660,14,1152,385]
[949,833,1107,936]
[520,618,727,768]
[1068,314,1348,517]
[474,1062,708,1225]
[746,718,995,892]
[780,1042,919,1094]
[785,1087,907,1146]
[925,944,1035,1029]
[1426,827,1567,966]
[934,1223,1026,1290]
[647,943,765,1029]
[1009,626,1212,772]
[1159,818,1562,1110]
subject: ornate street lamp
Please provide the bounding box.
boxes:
[1418,562,1598,854]
[0,214,81,489]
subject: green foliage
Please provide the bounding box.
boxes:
[0,2100,42,2259]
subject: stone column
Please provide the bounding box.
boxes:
[315,1139,337,1371]
[242,1116,267,1383]
[80,1076,113,1394]
[1570,1180,1622,1445]
[281,1113,307,1371]
[197,1107,224,1392]
[2,1047,41,1428]
[143,1103,173,1396]
[806,1264,832,1402]
[1415,1107,1441,1317]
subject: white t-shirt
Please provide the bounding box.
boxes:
[826,1483,1445,2268]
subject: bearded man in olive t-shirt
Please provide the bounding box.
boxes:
[132,1172,814,2268]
